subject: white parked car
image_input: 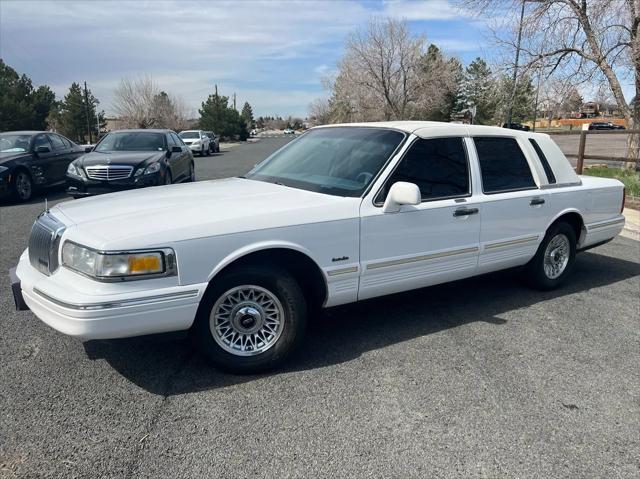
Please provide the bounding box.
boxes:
[11,122,625,373]
[283,128,295,135]
[178,130,211,156]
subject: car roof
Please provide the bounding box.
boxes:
[109,129,172,134]
[0,130,46,135]
[313,121,534,138]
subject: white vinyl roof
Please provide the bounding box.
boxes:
[315,120,537,138]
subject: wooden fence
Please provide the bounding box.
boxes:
[548,129,640,174]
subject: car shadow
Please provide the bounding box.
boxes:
[0,184,69,207]
[83,249,640,396]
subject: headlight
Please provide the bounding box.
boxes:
[143,162,161,175]
[62,241,176,280]
[67,162,82,177]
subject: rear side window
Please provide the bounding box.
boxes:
[474,137,536,193]
[529,139,556,184]
[379,137,469,202]
[48,134,66,151]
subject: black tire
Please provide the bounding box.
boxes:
[13,170,33,202]
[191,265,307,374]
[187,162,195,182]
[523,221,577,290]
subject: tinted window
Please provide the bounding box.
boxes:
[32,134,51,151]
[171,133,183,146]
[167,133,176,147]
[474,137,536,193]
[380,137,469,202]
[95,132,166,151]
[59,136,73,148]
[48,134,66,151]
[529,139,556,184]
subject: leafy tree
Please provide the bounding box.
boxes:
[0,59,57,131]
[241,102,254,129]
[199,87,248,140]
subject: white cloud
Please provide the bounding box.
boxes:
[0,0,479,117]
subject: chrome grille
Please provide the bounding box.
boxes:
[28,213,66,276]
[85,165,133,181]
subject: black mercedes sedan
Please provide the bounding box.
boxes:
[0,131,84,202]
[66,129,195,198]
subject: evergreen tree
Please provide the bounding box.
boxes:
[493,75,536,124]
[199,86,248,140]
[241,101,254,129]
[0,59,57,131]
[461,58,496,124]
[56,83,103,143]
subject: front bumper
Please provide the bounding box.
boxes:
[66,172,163,197]
[14,250,207,339]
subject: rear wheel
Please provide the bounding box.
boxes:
[192,265,307,373]
[523,222,576,290]
[13,170,33,202]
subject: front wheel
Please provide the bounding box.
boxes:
[523,222,576,290]
[13,170,33,202]
[192,265,307,373]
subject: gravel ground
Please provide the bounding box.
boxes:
[1,138,639,478]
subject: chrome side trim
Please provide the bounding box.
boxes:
[327,266,359,276]
[33,288,199,311]
[366,246,479,270]
[484,235,539,251]
[539,181,582,190]
[585,218,625,232]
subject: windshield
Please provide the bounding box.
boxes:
[0,134,32,154]
[179,131,200,139]
[246,127,405,197]
[95,132,166,152]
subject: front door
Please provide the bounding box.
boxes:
[359,135,481,301]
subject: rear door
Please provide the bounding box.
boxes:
[470,136,550,274]
[46,133,73,182]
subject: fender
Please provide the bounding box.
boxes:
[206,240,322,282]
[544,207,586,244]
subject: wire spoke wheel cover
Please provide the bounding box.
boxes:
[210,285,285,356]
[543,233,570,279]
[16,173,31,199]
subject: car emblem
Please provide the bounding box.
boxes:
[106,158,111,164]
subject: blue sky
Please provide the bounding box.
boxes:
[1,1,502,118]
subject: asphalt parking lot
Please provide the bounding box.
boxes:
[1,137,639,478]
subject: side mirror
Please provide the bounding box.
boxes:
[382,182,421,213]
[35,146,51,154]
[84,146,93,153]
[171,146,182,153]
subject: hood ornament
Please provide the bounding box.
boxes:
[44,198,49,213]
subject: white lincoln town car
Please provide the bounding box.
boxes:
[11,122,625,373]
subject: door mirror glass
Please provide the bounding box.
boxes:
[84,146,93,153]
[383,182,421,213]
[171,146,182,153]
[35,146,51,154]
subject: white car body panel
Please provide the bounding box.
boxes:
[15,121,625,339]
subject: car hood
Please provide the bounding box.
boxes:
[78,150,164,167]
[0,152,31,164]
[53,178,360,250]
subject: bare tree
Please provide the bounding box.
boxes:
[460,0,637,164]
[308,98,332,126]
[330,18,447,122]
[112,76,190,130]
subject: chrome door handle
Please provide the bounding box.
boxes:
[453,207,479,217]
[530,198,545,206]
